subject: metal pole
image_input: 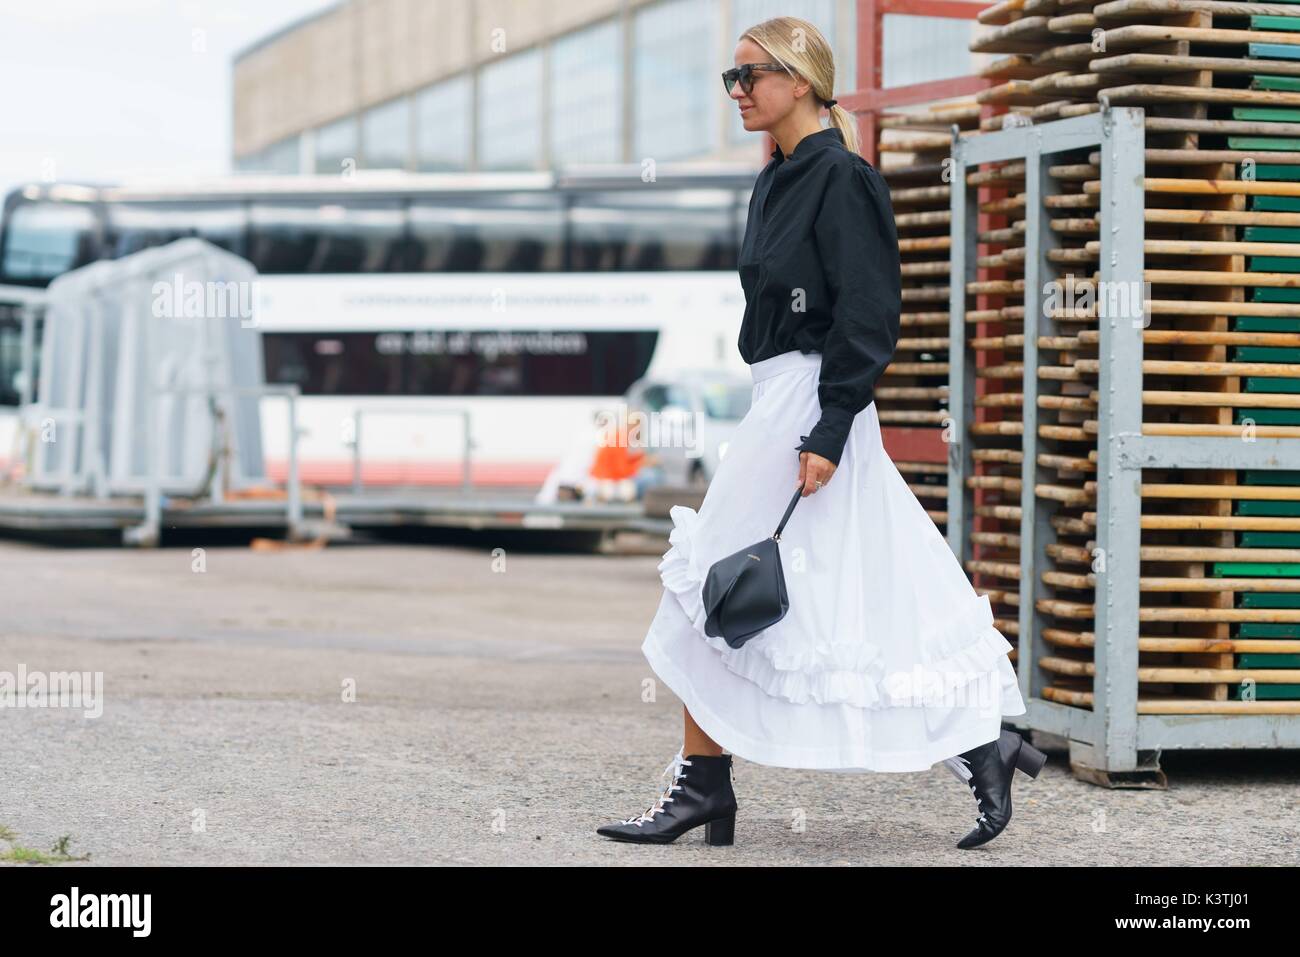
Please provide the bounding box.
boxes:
[1094,104,1146,773]
[462,409,472,492]
[287,391,302,533]
[352,408,363,494]
[946,128,976,565]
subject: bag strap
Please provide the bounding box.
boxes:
[772,487,804,541]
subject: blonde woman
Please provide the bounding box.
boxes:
[597,16,1045,850]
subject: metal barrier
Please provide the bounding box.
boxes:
[947,105,1300,781]
[348,406,474,493]
[124,383,303,547]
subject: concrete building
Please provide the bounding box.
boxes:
[231,0,977,174]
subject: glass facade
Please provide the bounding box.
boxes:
[882,15,973,88]
[235,135,300,174]
[478,47,544,170]
[315,115,360,175]
[234,0,890,174]
[550,19,621,166]
[632,0,716,162]
[362,97,411,170]
[414,75,472,171]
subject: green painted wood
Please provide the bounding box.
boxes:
[1240,531,1300,546]
[1243,225,1300,241]
[1234,497,1300,513]
[1243,470,1300,483]
[1229,136,1300,149]
[1240,593,1300,608]
[1235,317,1300,332]
[1255,75,1300,92]
[1239,622,1300,638]
[1233,345,1300,360]
[1237,653,1300,667]
[1229,684,1300,699]
[1213,562,1300,576]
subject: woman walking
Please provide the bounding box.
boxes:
[597,16,1045,850]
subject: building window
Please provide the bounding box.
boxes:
[633,0,717,162]
[728,0,843,145]
[315,115,359,175]
[236,135,300,174]
[882,15,973,87]
[414,75,472,171]
[362,97,411,170]
[478,48,544,170]
[550,19,622,166]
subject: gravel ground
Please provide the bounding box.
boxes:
[2,535,1299,866]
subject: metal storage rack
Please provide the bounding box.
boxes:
[947,105,1300,786]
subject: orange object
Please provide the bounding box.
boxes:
[589,421,644,481]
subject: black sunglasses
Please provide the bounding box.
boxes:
[722,62,787,96]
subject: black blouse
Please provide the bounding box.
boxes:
[737,125,901,467]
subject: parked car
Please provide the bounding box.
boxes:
[623,370,752,487]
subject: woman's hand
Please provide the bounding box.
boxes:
[797,451,836,496]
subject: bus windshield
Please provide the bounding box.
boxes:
[1,201,98,283]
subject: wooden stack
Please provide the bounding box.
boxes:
[1025,0,1300,711]
[971,0,1126,125]
[875,103,984,532]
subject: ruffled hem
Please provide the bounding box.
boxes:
[657,503,1017,710]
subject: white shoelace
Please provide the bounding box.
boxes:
[942,755,989,825]
[620,748,692,827]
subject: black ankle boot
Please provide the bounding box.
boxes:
[944,728,1047,850]
[596,750,737,845]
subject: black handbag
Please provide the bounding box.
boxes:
[701,487,804,649]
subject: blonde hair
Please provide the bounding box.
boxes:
[738,16,859,155]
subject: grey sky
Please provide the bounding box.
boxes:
[0,0,335,203]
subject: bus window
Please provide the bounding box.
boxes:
[407,194,563,273]
[262,329,657,397]
[0,303,40,406]
[568,189,737,272]
[106,203,247,258]
[249,202,405,274]
[0,200,98,284]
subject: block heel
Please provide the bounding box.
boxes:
[950,729,1044,849]
[1015,740,1048,779]
[704,814,735,846]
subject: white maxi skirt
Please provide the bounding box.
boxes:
[641,349,1027,773]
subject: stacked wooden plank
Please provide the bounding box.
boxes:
[971,0,1128,124]
[876,103,984,531]
[1028,0,1300,711]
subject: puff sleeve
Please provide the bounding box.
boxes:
[795,160,901,466]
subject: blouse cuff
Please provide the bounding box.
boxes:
[794,406,857,466]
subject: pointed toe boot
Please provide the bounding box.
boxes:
[943,728,1047,850]
[596,749,737,846]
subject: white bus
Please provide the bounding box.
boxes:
[0,168,756,488]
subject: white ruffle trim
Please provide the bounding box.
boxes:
[658,503,1017,710]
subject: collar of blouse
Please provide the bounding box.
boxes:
[769,125,845,163]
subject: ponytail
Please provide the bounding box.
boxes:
[827,102,860,155]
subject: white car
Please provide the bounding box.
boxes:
[623,370,752,487]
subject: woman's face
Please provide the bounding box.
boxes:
[730,38,803,133]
